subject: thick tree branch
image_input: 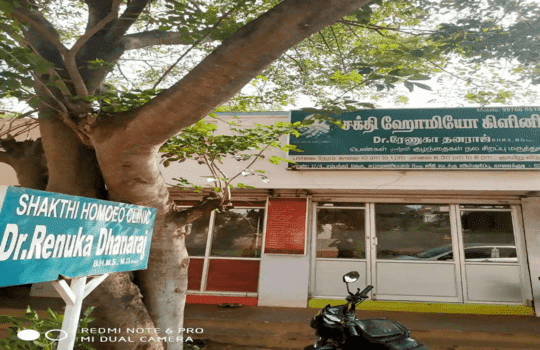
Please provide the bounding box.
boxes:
[9,1,99,99]
[10,1,67,77]
[0,152,15,166]
[122,30,202,50]
[74,0,121,55]
[84,0,113,31]
[107,0,151,41]
[9,1,67,54]
[1,26,74,115]
[66,0,121,97]
[12,0,121,99]
[91,0,373,147]
[166,197,224,228]
[0,136,48,189]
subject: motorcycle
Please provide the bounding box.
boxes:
[305,271,429,350]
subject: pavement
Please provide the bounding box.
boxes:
[1,289,540,350]
[183,304,540,350]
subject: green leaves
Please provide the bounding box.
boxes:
[411,82,432,91]
[0,306,97,350]
[78,87,162,113]
[87,59,116,71]
[160,118,302,196]
[466,90,515,104]
[269,156,290,165]
[404,80,432,92]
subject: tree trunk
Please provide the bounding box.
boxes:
[84,273,163,350]
[38,112,165,350]
[39,115,106,198]
[89,119,222,350]
[135,200,223,350]
[135,225,190,350]
[89,121,187,348]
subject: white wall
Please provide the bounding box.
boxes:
[257,254,310,307]
[160,113,540,194]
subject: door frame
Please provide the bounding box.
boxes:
[454,204,532,305]
[309,201,369,298]
[309,200,532,306]
[369,203,463,302]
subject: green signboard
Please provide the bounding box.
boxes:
[288,107,540,169]
[0,186,155,287]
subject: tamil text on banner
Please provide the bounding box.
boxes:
[289,107,540,169]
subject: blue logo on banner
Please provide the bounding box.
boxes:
[0,186,156,287]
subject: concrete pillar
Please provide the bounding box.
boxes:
[257,198,310,307]
[521,197,540,317]
[257,254,310,307]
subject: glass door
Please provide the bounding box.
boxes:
[457,205,526,303]
[311,202,368,297]
[370,203,463,302]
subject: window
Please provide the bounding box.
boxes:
[180,202,266,293]
[210,208,264,257]
[316,205,366,259]
[464,248,492,260]
[460,204,511,210]
[375,204,453,260]
[499,248,517,258]
[460,210,517,263]
[185,215,210,256]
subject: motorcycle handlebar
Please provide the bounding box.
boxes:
[359,285,373,297]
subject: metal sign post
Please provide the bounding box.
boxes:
[51,274,109,350]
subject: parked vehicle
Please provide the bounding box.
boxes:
[305,271,429,350]
[395,243,517,262]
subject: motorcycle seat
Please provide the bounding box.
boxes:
[354,318,409,339]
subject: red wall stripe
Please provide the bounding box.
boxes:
[206,259,260,292]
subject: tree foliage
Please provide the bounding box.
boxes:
[0,306,97,350]
[160,117,302,199]
[1,0,538,119]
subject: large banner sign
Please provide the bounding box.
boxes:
[0,186,156,287]
[289,107,540,169]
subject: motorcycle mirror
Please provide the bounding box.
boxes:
[343,271,360,283]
